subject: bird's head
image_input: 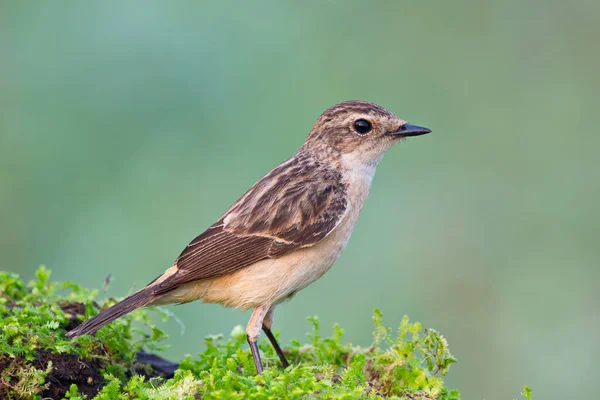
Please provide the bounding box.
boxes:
[302,100,430,168]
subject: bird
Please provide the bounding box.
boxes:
[66,100,431,373]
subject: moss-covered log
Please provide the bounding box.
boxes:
[0,267,531,399]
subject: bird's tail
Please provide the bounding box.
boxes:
[66,287,157,338]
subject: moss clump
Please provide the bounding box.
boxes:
[0,266,173,398]
[1,266,474,399]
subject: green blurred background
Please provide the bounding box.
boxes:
[1,1,599,399]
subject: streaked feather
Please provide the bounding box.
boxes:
[154,152,347,294]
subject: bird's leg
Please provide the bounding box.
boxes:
[246,305,270,374]
[262,306,290,368]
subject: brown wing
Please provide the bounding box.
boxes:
[154,154,347,295]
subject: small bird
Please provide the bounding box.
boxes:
[66,100,430,373]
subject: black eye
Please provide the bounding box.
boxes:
[353,119,372,134]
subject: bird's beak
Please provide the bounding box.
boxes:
[389,124,431,137]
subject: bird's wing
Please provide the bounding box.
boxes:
[153,155,347,295]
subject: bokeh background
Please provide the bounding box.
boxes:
[1,1,599,399]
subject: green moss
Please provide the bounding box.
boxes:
[0,267,527,399]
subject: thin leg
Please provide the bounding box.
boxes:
[262,306,290,368]
[246,306,269,374]
[263,326,290,368]
[247,336,263,374]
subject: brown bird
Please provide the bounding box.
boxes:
[66,100,431,373]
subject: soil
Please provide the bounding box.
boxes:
[0,302,179,399]
[41,353,105,399]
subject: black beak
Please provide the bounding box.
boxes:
[389,124,431,137]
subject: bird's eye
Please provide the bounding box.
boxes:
[353,119,372,134]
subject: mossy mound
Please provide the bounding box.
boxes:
[0,267,467,399]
